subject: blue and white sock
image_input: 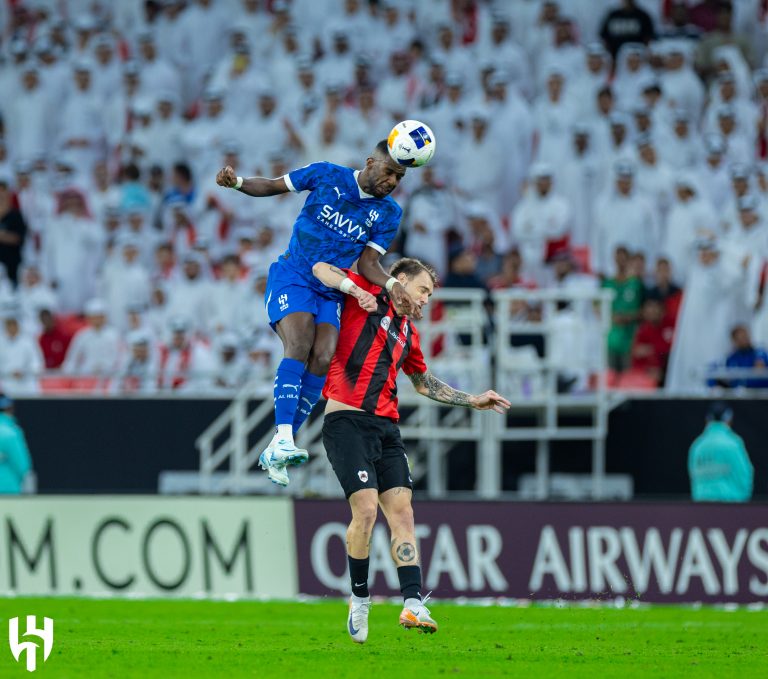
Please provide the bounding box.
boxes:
[273,358,305,442]
[292,371,326,435]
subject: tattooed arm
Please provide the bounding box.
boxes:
[408,371,511,414]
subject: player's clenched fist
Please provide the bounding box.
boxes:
[216,165,238,187]
[350,286,378,313]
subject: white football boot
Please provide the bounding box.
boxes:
[258,438,309,486]
[399,593,437,634]
[347,596,371,644]
[272,438,310,467]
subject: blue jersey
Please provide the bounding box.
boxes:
[279,162,402,293]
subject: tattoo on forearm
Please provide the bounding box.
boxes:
[329,265,345,277]
[396,542,416,563]
[409,371,473,407]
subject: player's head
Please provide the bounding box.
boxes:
[361,140,406,198]
[390,258,437,311]
[706,401,733,426]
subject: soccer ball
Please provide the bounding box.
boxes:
[387,120,436,167]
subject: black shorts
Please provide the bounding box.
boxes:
[322,410,413,498]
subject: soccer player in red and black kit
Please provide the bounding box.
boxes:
[312,257,510,644]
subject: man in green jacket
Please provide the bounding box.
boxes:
[0,394,32,494]
[688,402,753,502]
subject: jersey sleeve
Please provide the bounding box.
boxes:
[402,326,427,375]
[366,203,402,255]
[347,269,379,294]
[283,162,329,193]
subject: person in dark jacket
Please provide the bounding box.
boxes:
[600,0,656,59]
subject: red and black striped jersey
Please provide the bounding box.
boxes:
[322,270,427,420]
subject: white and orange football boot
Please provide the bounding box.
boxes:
[399,594,437,634]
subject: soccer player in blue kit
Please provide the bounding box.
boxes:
[215,141,418,487]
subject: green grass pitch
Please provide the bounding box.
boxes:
[0,598,764,678]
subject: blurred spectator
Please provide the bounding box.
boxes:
[157,318,214,391]
[444,249,486,291]
[659,40,705,122]
[115,330,159,394]
[630,296,674,385]
[58,60,105,173]
[719,324,768,388]
[488,250,536,291]
[0,178,27,287]
[165,253,214,333]
[533,69,575,167]
[599,0,656,59]
[659,1,702,41]
[667,239,748,392]
[634,135,675,227]
[210,334,247,390]
[646,258,683,325]
[0,307,43,395]
[17,265,57,333]
[593,160,657,276]
[6,65,52,163]
[102,236,152,330]
[162,162,196,208]
[62,299,122,378]
[699,133,731,206]
[38,309,74,370]
[549,298,601,393]
[453,109,506,215]
[558,125,605,250]
[0,394,32,495]
[602,246,644,372]
[703,71,756,138]
[662,172,716,284]
[43,189,103,314]
[695,3,753,79]
[613,43,653,112]
[463,204,506,283]
[209,253,246,335]
[511,163,571,282]
[234,268,273,343]
[401,165,453,276]
[548,250,598,292]
[688,402,753,502]
[660,110,702,170]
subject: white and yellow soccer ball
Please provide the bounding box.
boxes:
[386,120,436,167]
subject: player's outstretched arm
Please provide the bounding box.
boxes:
[408,371,511,414]
[215,165,290,197]
[357,247,421,319]
[312,262,378,312]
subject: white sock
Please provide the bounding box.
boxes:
[276,424,293,442]
[404,597,421,610]
[351,593,370,603]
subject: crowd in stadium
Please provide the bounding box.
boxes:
[1,0,768,395]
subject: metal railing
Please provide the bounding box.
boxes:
[185,287,618,499]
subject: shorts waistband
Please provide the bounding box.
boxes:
[325,409,398,424]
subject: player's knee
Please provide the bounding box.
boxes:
[284,336,313,362]
[390,504,414,534]
[308,348,334,375]
[351,502,378,532]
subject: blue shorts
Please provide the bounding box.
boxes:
[265,260,343,330]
